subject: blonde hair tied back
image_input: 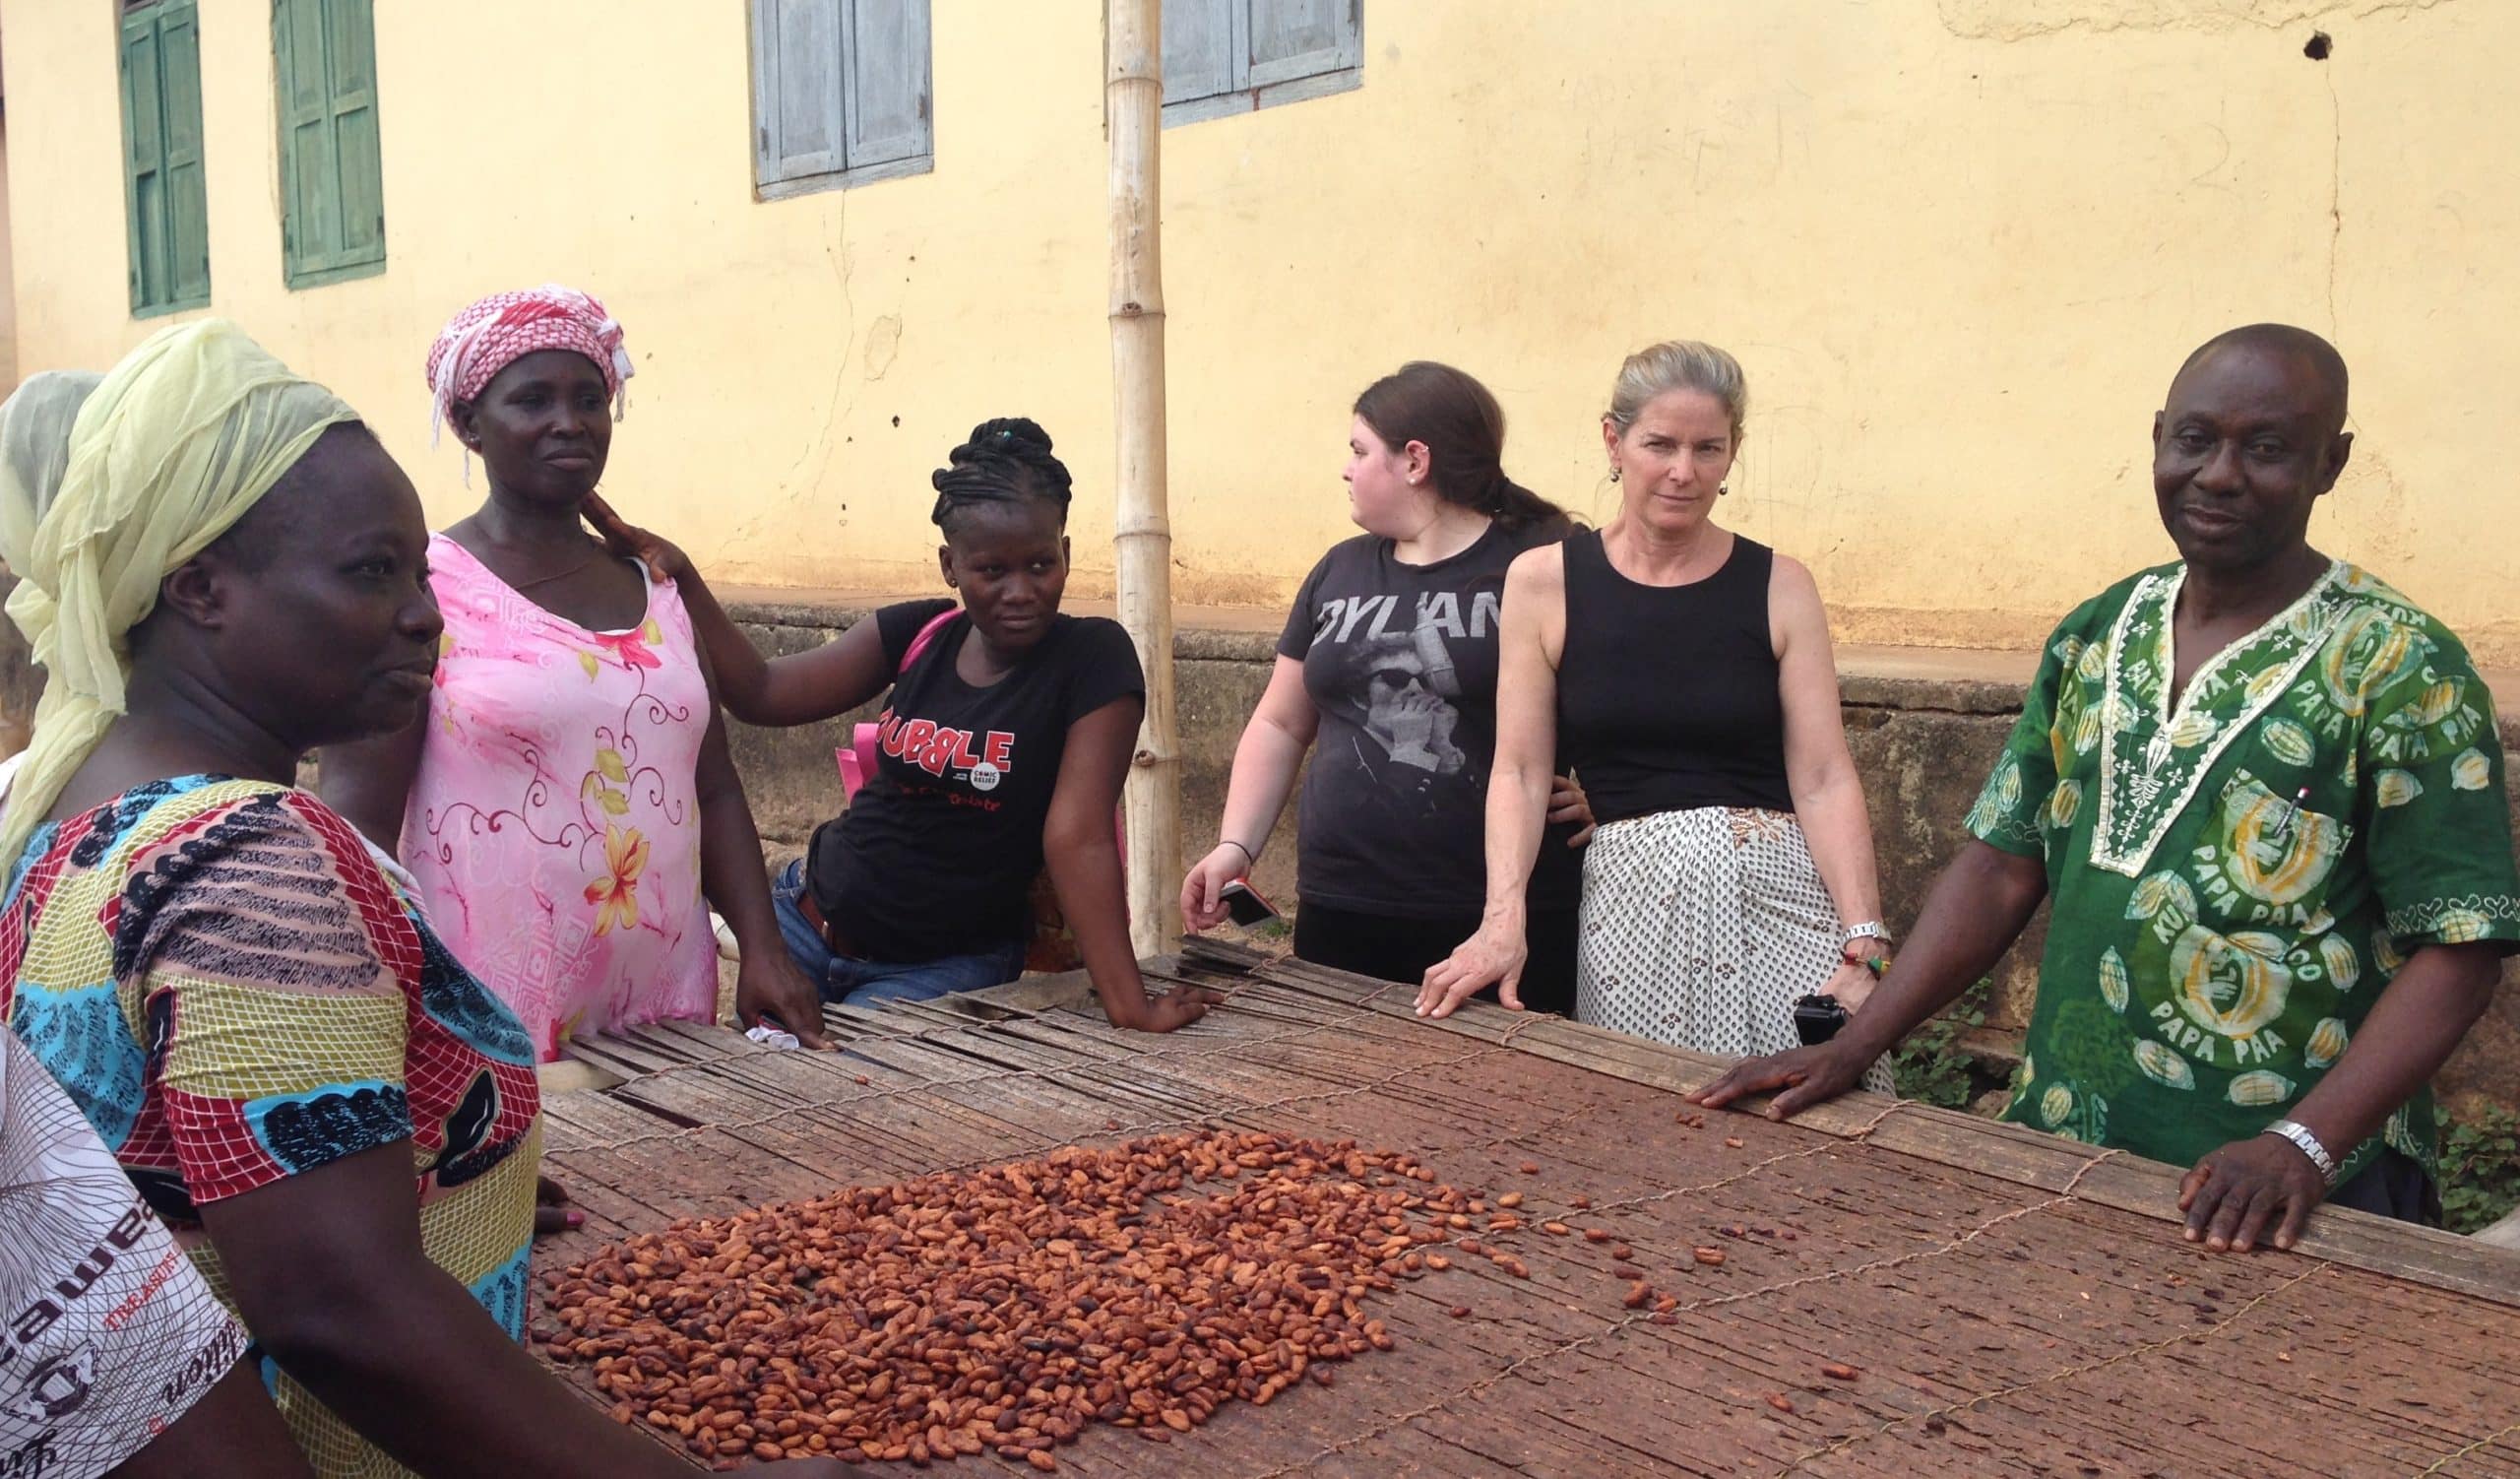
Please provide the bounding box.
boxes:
[1606,340,1749,446]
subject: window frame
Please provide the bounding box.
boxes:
[119,0,213,319]
[272,0,387,291]
[748,0,935,203]
[1162,0,1363,128]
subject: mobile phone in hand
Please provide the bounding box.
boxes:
[1220,879,1281,928]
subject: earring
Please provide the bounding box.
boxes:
[1719,483,1730,496]
[1608,467,1622,483]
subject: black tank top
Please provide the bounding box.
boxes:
[1556,528,1794,823]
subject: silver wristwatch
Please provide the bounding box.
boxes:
[1842,921,1890,945]
[2262,1119,2340,1187]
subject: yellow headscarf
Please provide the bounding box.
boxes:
[0,320,358,869]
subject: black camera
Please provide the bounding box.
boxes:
[1791,993,1849,1047]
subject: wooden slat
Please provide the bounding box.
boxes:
[1182,936,2520,1309]
[530,945,2520,1476]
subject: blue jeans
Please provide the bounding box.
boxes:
[771,859,1027,1005]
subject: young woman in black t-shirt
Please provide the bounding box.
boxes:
[596,419,1217,1035]
[1179,362,1594,1012]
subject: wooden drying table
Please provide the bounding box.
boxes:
[534,939,2520,1478]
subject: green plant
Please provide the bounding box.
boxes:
[1890,980,1994,1111]
[2439,1104,2520,1237]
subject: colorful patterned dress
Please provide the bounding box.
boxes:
[1966,561,2520,1181]
[403,536,717,1060]
[0,778,542,1479]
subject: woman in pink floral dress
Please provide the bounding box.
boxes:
[324,287,825,1059]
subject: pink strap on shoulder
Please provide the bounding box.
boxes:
[898,606,959,675]
[838,605,962,800]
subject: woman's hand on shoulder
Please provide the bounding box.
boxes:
[583,493,688,585]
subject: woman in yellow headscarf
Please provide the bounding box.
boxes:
[0,323,864,1479]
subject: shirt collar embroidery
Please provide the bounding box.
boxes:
[2088,559,2348,876]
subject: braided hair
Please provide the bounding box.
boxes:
[930,418,1074,537]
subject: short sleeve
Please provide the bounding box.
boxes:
[2357,642,2520,956]
[1060,617,1149,726]
[1965,620,2075,858]
[1276,550,1337,662]
[873,598,962,672]
[126,793,414,1205]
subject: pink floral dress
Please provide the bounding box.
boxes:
[402,534,718,1059]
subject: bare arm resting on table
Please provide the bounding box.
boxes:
[1688,839,2048,1115]
[689,633,832,1049]
[201,1140,872,1478]
[1771,553,1890,1011]
[1181,656,1318,931]
[1418,545,1565,1016]
[2176,940,2500,1253]
[1052,694,1221,1033]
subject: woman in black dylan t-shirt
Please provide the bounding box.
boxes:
[597,418,1217,1034]
[1179,363,1592,1012]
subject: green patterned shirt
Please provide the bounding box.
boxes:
[1965,560,2520,1180]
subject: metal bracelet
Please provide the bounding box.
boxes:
[1843,920,1890,945]
[2263,1119,2341,1187]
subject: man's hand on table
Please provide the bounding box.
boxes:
[1685,1040,1868,1120]
[2178,1133,2329,1254]
[1109,987,1225,1033]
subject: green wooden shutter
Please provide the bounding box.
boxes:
[325,0,385,266]
[159,6,214,306]
[277,0,385,288]
[121,1,211,316]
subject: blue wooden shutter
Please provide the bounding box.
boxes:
[754,0,847,186]
[1163,0,1237,107]
[1246,0,1359,89]
[842,0,930,169]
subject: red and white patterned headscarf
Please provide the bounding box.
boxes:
[423,285,635,453]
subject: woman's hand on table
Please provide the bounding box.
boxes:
[1108,987,1226,1034]
[533,1175,583,1237]
[735,950,833,1050]
[1418,921,1526,1018]
[1545,772,1597,848]
[1686,1040,1868,1121]
[582,493,688,584]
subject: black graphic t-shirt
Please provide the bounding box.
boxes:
[810,600,1145,962]
[1280,523,1580,919]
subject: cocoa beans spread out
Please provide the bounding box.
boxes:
[540,1130,1476,1469]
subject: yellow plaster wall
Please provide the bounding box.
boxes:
[3,0,2513,662]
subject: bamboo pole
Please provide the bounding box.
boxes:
[1106,0,1182,956]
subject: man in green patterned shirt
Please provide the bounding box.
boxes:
[1695,325,2518,1253]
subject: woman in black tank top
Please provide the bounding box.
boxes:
[1419,343,1896,1088]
